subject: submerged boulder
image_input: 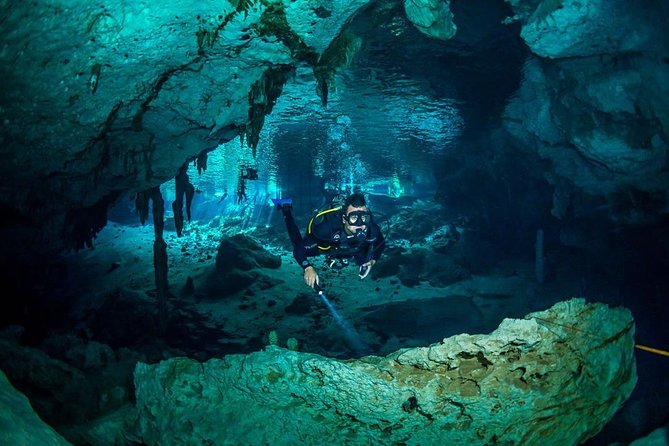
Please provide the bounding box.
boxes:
[134,298,636,445]
[205,234,283,298]
[404,0,457,40]
[215,234,281,272]
[0,369,73,446]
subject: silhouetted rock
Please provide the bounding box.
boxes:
[0,339,98,425]
[181,276,195,296]
[215,234,281,272]
[285,293,318,315]
[205,270,258,298]
[90,290,157,349]
[0,369,73,445]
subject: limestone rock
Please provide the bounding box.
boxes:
[508,0,668,59]
[0,339,98,424]
[0,0,369,253]
[205,234,283,297]
[404,0,457,40]
[41,334,115,370]
[502,1,669,218]
[0,368,73,445]
[284,0,371,54]
[215,234,281,272]
[504,56,669,205]
[89,289,158,348]
[629,424,669,446]
[383,246,469,288]
[134,298,636,445]
[59,405,140,446]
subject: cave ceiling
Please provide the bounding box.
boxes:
[1,0,668,261]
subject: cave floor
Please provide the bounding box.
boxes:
[57,221,669,445]
[63,221,564,359]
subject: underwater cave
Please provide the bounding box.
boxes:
[0,0,668,444]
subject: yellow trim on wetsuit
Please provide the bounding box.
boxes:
[307,206,342,251]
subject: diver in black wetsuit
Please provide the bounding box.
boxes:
[237,176,247,204]
[241,166,258,180]
[237,166,260,204]
[273,192,385,289]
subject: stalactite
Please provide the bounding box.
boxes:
[196,152,208,175]
[64,192,119,251]
[172,163,195,236]
[135,190,151,225]
[535,228,545,284]
[245,66,293,157]
[149,186,169,336]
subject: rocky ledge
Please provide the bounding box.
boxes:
[134,298,637,445]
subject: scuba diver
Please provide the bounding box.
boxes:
[273,192,385,289]
[218,188,229,203]
[237,165,259,204]
[237,176,248,204]
[240,166,259,180]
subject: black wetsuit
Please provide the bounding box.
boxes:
[280,207,385,270]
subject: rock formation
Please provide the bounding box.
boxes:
[0,0,372,256]
[0,369,74,446]
[502,0,669,223]
[134,298,636,445]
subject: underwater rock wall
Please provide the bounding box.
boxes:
[134,298,636,445]
[403,0,456,40]
[503,0,669,222]
[0,0,370,254]
[0,369,73,446]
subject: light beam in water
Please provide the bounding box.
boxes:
[315,285,370,356]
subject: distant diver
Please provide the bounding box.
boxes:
[240,166,259,180]
[237,175,247,204]
[218,189,229,203]
[237,166,259,204]
[273,192,386,289]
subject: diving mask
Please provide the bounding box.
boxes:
[344,210,372,227]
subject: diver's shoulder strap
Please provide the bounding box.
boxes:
[307,206,341,234]
[307,206,342,250]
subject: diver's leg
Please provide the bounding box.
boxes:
[272,199,300,244]
[281,206,303,247]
